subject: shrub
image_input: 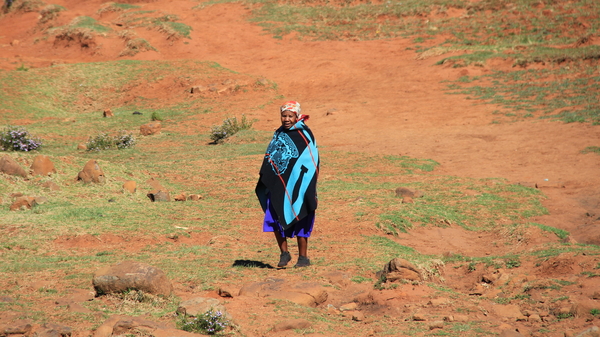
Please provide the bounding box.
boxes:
[177,309,229,335]
[209,115,253,144]
[151,111,163,121]
[86,131,136,151]
[0,125,42,151]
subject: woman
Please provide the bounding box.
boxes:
[256,101,319,268]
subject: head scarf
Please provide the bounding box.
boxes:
[280,101,309,121]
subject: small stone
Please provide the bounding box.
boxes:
[174,193,187,201]
[413,313,427,321]
[351,311,365,321]
[123,180,136,193]
[340,302,358,311]
[428,321,444,330]
[187,194,203,201]
[103,109,114,117]
[77,143,87,150]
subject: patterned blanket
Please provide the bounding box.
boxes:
[256,120,319,229]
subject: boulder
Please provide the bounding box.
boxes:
[573,326,599,337]
[140,121,161,136]
[380,258,422,282]
[147,189,170,202]
[176,297,231,320]
[94,315,203,337]
[2,321,32,335]
[0,155,27,178]
[30,155,56,176]
[77,160,105,184]
[92,261,172,297]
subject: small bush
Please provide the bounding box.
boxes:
[177,309,229,335]
[151,111,163,121]
[209,115,253,144]
[86,131,136,151]
[0,125,42,151]
[39,4,66,24]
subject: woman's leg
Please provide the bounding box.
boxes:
[297,237,308,257]
[274,230,288,253]
[275,231,291,267]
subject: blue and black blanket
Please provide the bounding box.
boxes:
[256,120,319,229]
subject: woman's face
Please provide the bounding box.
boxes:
[280,110,298,129]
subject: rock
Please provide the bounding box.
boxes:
[429,321,444,330]
[112,317,159,335]
[428,298,450,307]
[3,322,32,335]
[176,297,231,320]
[187,194,203,201]
[0,155,27,178]
[402,196,414,204]
[351,311,365,321]
[93,315,121,337]
[140,121,161,136]
[123,180,136,193]
[573,326,599,337]
[412,313,427,321]
[9,196,37,211]
[380,258,422,282]
[239,278,328,307]
[493,304,524,319]
[174,193,187,201]
[103,109,114,117]
[528,314,541,322]
[340,302,358,311]
[41,181,61,191]
[191,85,209,94]
[273,319,311,332]
[77,143,87,150]
[30,155,56,176]
[571,300,599,319]
[147,189,170,202]
[34,323,72,337]
[76,160,105,184]
[95,315,200,337]
[11,39,19,46]
[92,260,172,297]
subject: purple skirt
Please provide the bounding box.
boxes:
[263,196,314,238]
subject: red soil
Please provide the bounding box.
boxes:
[1,0,600,335]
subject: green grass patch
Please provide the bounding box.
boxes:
[530,222,570,240]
